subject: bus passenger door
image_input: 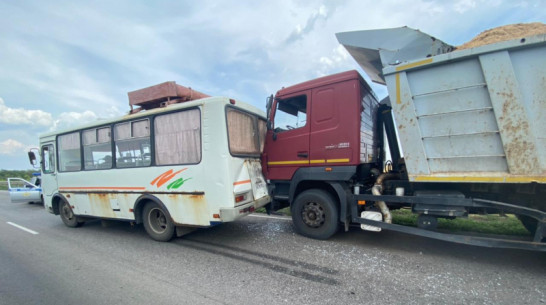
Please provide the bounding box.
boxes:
[40,143,58,208]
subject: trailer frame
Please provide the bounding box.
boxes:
[351,193,546,251]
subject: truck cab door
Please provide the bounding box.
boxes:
[8,178,42,203]
[265,93,310,180]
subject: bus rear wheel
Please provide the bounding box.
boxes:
[59,199,84,228]
[291,189,339,240]
[143,203,175,242]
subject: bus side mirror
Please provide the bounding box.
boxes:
[28,148,40,169]
[28,151,36,165]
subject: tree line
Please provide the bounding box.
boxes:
[0,170,38,181]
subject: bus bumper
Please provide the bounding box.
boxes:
[219,195,271,222]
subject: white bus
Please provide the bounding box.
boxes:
[31,94,270,241]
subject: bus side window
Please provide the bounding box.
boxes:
[58,132,81,172]
[154,109,201,165]
[114,119,151,168]
[83,127,112,170]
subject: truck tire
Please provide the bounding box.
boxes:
[59,199,84,228]
[291,189,339,240]
[143,202,175,242]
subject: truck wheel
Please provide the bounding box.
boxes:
[291,189,339,240]
[59,199,84,228]
[143,203,175,242]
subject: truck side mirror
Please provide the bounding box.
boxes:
[266,95,273,121]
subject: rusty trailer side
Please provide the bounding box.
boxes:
[337,27,546,184]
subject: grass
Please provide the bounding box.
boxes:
[257,206,530,237]
[0,181,8,191]
[389,209,529,236]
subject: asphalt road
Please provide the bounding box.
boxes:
[0,191,544,305]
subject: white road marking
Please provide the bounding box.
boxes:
[248,214,291,221]
[7,222,39,235]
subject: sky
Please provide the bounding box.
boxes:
[0,0,544,170]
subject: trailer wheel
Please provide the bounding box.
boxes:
[59,199,84,228]
[292,189,339,240]
[143,203,175,242]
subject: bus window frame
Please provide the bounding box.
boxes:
[152,107,203,166]
[54,106,205,173]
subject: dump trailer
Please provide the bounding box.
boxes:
[263,26,545,251]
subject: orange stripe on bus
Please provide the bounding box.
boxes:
[59,187,146,191]
[233,180,251,186]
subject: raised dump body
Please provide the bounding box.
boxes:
[337,27,546,184]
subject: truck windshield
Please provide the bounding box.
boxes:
[226,108,266,156]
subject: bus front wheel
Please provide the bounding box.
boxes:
[143,203,175,242]
[59,199,84,228]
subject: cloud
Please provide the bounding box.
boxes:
[0,139,27,155]
[453,0,477,13]
[0,96,113,133]
[285,4,332,44]
[0,97,53,126]
[0,0,544,170]
[51,110,99,131]
[318,45,350,76]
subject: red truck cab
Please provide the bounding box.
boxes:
[262,70,380,239]
[264,70,379,180]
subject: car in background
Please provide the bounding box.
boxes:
[8,173,43,204]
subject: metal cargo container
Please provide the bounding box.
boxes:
[337,27,546,184]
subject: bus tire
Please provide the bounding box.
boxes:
[291,189,339,240]
[143,202,175,242]
[59,199,84,228]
